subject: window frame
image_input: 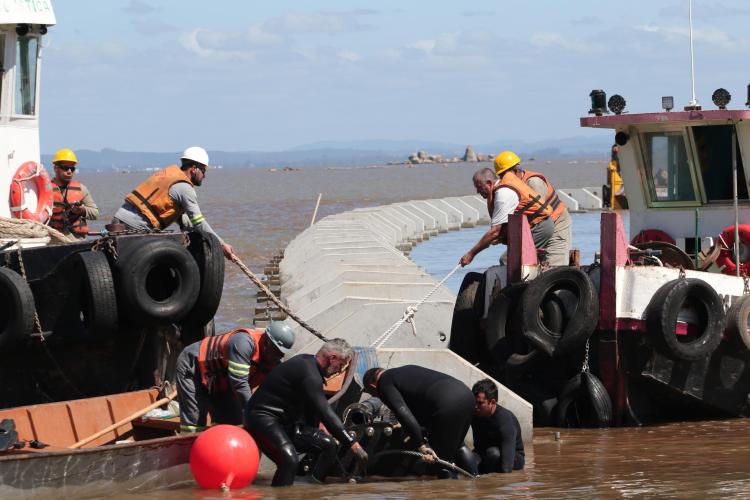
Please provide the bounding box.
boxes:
[636,125,704,208]
[11,32,41,119]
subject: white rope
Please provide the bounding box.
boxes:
[0,216,78,244]
[370,263,462,349]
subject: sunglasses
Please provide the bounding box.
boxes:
[57,165,76,172]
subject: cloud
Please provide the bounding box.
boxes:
[337,50,361,62]
[122,0,155,16]
[529,32,592,52]
[635,24,744,49]
[265,12,371,34]
[462,11,495,17]
[571,16,602,26]
[130,18,177,36]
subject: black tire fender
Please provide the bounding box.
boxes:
[180,231,225,329]
[521,267,599,358]
[0,267,36,347]
[76,251,118,334]
[448,272,486,362]
[724,295,750,351]
[484,282,527,362]
[553,371,613,428]
[116,238,200,325]
[646,278,724,361]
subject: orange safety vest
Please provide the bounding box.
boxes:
[487,172,553,226]
[124,165,193,230]
[49,180,88,236]
[197,329,271,393]
[521,170,567,222]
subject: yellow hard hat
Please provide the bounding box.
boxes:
[494,151,521,175]
[53,148,78,165]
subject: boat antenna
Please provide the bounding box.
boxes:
[686,0,700,109]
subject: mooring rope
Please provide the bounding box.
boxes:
[0,216,78,244]
[230,254,329,342]
[368,449,476,479]
[370,263,462,349]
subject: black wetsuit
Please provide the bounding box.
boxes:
[244,354,354,486]
[375,365,475,464]
[472,405,525,473]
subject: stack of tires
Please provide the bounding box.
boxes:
[450,267,612,428]
[0,231,224,348]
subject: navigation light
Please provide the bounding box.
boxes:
[615,131,629,146]
[589,90,607,116]
[662,96,674,112]
[15,24,29,37]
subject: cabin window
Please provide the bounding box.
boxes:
[14,35,38,116]
[692,125,748,202]
[0,34,5,114]
[641,131,699,205]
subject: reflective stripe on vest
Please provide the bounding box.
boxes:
[488,172,553,226]
[521,170,566,221]
[124,165,193,229]
[49,180,88,236]
[197,328,268,393]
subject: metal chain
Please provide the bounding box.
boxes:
[678,266,686,279]
[181,233,190,248]
[581,338,590,373]
[744,276,750,295]
[91,236,119,261]
[15,246,44,336]
[14,245,85,398]
[370,264,462,349]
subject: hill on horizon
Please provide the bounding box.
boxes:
[41,135,614,170]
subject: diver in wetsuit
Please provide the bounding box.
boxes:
[470,378,525,473]
[244,339,368,487]
[362,365,475,476]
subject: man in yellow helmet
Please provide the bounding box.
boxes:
[49,148,99,238]
[460,151,554,267]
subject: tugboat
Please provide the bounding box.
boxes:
[0,3,220,408]
[450,85,750,427]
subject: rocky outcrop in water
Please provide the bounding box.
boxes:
[401,145,492,165]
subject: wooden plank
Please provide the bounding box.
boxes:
[26,405,76,448]
[67,398,116,448]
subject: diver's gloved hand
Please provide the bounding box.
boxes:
[351,442,369,465]
[418,444,438,463]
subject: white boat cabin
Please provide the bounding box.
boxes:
[0,1,56,219]
[581,103,750,254]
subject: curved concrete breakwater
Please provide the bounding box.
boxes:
[279,194,538,439]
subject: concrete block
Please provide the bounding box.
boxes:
[561,187,602,210]
[460,195,490,224]
[412,200,451,232]
[394,202,438,232]
[557,190,579,211]
[425,199,462,230]
[444,197,480,227]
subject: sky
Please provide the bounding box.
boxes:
[38,0,750,152]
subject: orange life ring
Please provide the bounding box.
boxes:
[631,229,675,246]
[9,161,54,224]
[716,224,750,276]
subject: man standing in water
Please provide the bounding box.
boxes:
[112,146,235,259]
[244,338,368,486]
[470,378,525,474]
[460,156,554,267]
[48,148,99,238]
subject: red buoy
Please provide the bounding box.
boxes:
[189,425,260,490]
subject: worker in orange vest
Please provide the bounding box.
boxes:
[460,152,555,267]
[49,148,99,238]
[112,146,235,259]
[175,321,295,433]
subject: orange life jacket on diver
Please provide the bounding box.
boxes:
[124,165,193,229]
[520,170,567,222]
[49,179,88,236]
[197,328,271,393]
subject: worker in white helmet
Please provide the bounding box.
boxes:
[112,146,235,259]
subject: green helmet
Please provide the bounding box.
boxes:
[265,322,295,354]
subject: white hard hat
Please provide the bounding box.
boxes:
[181,146,209,167]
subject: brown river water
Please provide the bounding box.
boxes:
[77,160,750,498]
